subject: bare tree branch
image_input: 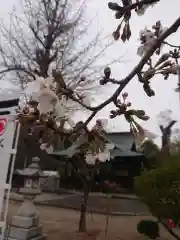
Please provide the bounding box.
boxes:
[0,0,117,90]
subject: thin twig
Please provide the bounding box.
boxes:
[0,66,35,78]
[163,41,180,48]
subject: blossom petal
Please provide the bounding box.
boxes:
[137,45,145,56]
[38,88,57,113]
[26,81,40,96]
[37,100,54,114]
[45,76,53,86]
[106,143,115,150]
[31,92,39,101]
[98,151,110,162]
[85,153,96,165]
[63,120,75,130]
[95,118,108,129]
[46,145,54,154]
[54,101,66,118]
[40,143,47,150]
[35,76,46,90]
[67,117,75,128]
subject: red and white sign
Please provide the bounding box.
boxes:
[0,118,8,136]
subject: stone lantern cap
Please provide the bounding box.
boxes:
[16,156,43,177]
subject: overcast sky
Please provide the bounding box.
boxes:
[0,0,180,146]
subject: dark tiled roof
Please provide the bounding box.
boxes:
[15,127,141,170]
[111,148,143,157]
[104,132,134,152]
[52,132,141,157]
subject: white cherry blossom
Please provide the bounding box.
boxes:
[137,28,156,56]
[46,145,54,154]
[40,143,54,154]
[106,143,115,150]
[85,153,97,165]
[26,78,43,101]
[21,74,109,159]
[25,75,92,119]
[54,99,68,118]
[91,118,108,131]
[85,142,114,165]
[97,149,111,162]
[37,88,58,113]
[137,21,167,56]
[40,143,47,150]
[25,75,58,111]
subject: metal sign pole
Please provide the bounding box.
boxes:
[0,92,20,239]
[1,122,20,239]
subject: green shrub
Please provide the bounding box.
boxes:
[135,155,180,221]
[137,220,159,239]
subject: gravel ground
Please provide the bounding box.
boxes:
[7,201,174,240]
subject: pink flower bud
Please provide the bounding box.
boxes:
[126,102,131,107]
[122,92,128,98]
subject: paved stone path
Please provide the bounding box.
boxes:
[45,194,149,215]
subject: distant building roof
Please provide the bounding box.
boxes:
[52,132,142,158]
[111,148,143,158]
[104,132,134,152]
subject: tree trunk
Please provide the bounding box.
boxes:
[160,120,177,157]
[79,183,89,232]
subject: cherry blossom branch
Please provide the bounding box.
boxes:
[108,0,160,13]
[60,88,95,111]
[69,158,87,185]
[99,77,121,85]
[20,15,180,129]
[122,0,159,11]
[82,16,180,123]
[163,41,180,48]
[84,110,99,125]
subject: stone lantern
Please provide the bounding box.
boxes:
[18,156,42,197]
[8,157,46,240]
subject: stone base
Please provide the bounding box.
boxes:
[8,225,42,240]
[11,216,39,229]
[7,235,47,240]
[18,199,37,217]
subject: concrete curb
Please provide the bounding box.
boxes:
[95,194,138,200]
[9,197,150,217]
[51,188,138,200]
